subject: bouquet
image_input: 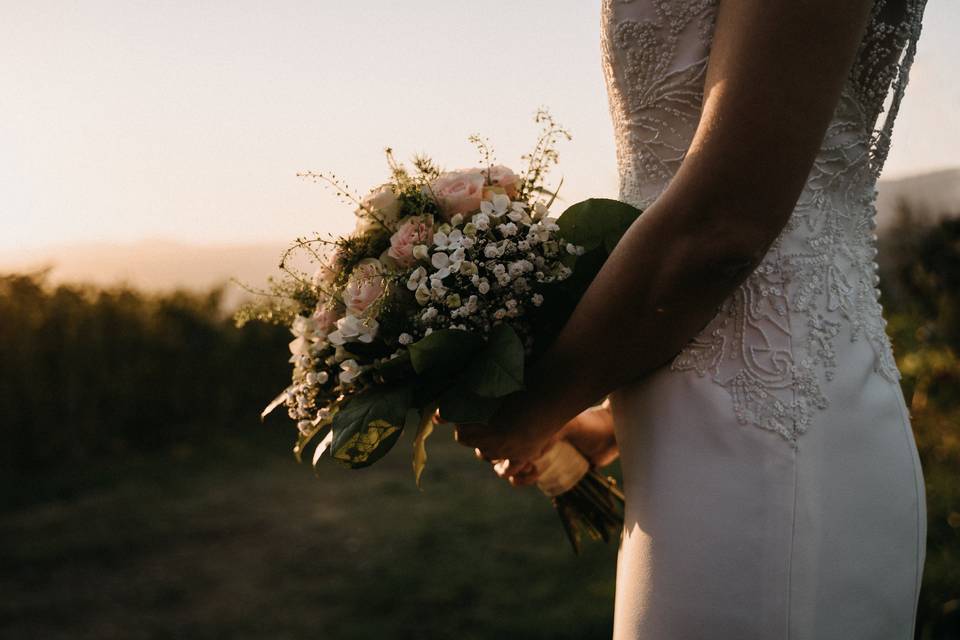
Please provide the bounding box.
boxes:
[238,112,640,552]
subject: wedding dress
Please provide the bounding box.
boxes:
[601,0,928,637]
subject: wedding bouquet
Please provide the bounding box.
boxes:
[237,112,640,552]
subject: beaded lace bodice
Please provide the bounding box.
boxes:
[601,0,927,443]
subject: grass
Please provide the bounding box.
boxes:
[0,425,619,640]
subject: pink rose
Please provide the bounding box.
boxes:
[387,216,433,267]
[343,259,386,316]
[487,165,520,199]
[431,170,485,219]
[312,304,340,334]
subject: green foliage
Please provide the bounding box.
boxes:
[330,385,413,468]
[880,212,960,639]
[408,329,483,377]
[0,272,290,483]
[459,323,525,398]
[556,197,642,254]
[552,198,642,314]
[405,324,524,424]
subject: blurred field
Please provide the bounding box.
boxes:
[0,429,618,639]
[1,211,958,639]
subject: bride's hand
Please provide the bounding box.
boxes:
[505,402,618,487]
[558,401,619,468]
[452,391,559,467]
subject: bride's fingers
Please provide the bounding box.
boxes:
[495,459,532,479]
[509,467,540,487]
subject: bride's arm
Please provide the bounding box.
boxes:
[456,0,876,461]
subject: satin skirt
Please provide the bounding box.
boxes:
[609,338,926,640]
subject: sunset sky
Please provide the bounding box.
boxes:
[2,0,958,254]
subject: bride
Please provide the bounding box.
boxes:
[455,0,928,637]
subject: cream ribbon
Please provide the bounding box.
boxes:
[533,439,590,497]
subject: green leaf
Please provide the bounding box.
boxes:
[408,329,483,376]
[373,350,413,384]
[461,323,525,398]
[556,198,642,253]
[411,403,437,489]
[330,385,412,468]
[438,386,502,424]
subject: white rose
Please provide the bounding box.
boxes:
[355,184,401,233]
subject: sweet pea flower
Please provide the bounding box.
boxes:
[328,314,379,345]
[339,359,363,384]
[480,193,512,218]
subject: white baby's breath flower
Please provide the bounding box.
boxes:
[532,293,545,307]
[497,222,518,237]
[493,308,507,320]
[483,244,500,259]
[472,212,491,231]
[421,307,439,322]
[477,279,491,294]
[398,333,413,345]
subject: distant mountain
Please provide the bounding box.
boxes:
[0,240,292,302]
[2,168,957,295]
[876,167,960,232]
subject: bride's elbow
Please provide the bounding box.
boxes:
[683,200,786,282]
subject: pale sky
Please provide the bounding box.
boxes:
[2,1,958,253]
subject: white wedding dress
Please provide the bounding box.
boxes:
[601,0,928,638]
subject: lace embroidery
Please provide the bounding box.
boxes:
[602,0,926,443]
